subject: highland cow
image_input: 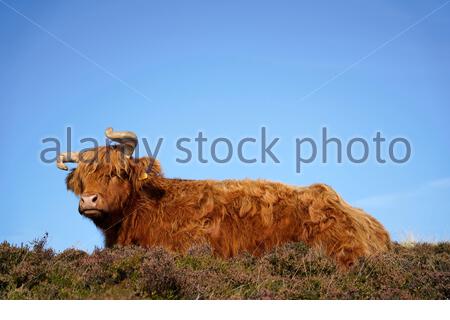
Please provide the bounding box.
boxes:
[56,128,391,268]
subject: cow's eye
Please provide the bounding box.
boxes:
[117,170,129,179]
[111,174,126,181]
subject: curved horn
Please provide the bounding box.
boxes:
[105,127,137,157]
[56,152,79,171]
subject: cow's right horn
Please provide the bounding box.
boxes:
[56,152,79,171]
[105,127,138,157]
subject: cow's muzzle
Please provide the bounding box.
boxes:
[79,194,100,216]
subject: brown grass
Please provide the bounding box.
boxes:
[0,234,448,299]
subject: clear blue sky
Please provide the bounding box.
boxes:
[1,0,449,251]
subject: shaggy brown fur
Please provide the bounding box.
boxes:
[64,146,391,269]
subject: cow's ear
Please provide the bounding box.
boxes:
[130,157,164,190]
[133,157,162,178]
[66,169,82,195]
[144,157,162,177]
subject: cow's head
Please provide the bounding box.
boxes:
[56,128,162,223]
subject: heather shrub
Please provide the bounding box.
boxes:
[0,236,448,299]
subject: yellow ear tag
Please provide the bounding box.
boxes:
[139,172,148,181]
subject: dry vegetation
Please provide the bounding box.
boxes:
[1,234,449,299]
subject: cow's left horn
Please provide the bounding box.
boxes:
[105,127,138,157]
[56,152,79,171]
